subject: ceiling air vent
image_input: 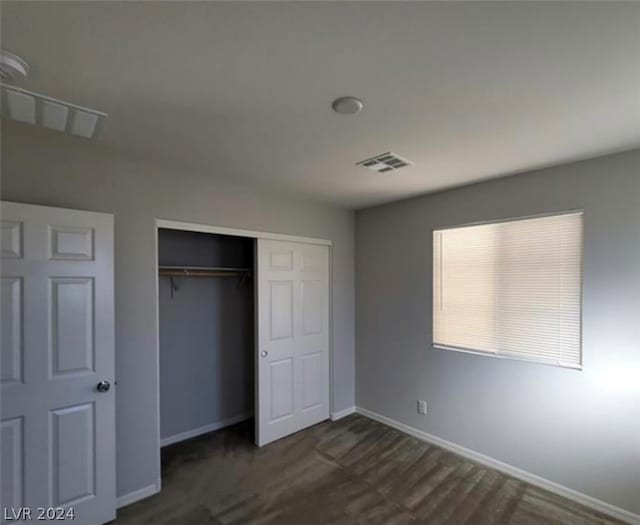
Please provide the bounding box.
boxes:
[356,152,414,173]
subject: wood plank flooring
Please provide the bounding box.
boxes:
[114,414,624,525]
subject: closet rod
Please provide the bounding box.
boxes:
[159,268,251,278]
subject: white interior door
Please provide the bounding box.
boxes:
[256,239,330,446]
[1,201,115,525]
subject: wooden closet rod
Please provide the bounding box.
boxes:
[158,269,251,278]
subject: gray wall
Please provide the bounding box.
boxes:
[356,149,640,515]
[158,231,254,440]
[0,122,355,500]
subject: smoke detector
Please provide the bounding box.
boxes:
[332,96,363,115]
[357,152,414,173]
[0,50,29,81]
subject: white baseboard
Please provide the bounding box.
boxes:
[116,478,161,509]
[331,406,356,421]
[356,407,639,525]
[160,413,252,447]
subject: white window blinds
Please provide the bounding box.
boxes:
[433,212,583,368]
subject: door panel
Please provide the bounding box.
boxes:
[257,240,329,446]
[301,352,322,410]
[1,277,23,384]
[269,281,293,340]
[48,226,94,261]
[50,403,95,506]
[1,201,114,525]
[268,250,293,271]
[269,359,294,421]
[1,220,22,258]
[1,417,24,515]
[49,278,95,377]
[302,280,323,335]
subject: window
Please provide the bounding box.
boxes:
[433,212,583,368]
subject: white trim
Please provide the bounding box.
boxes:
[356,407,639,525]
[160,413,252,447]
[328,244,335,419]
[116,479,161,509]
[153,224,162,501]
[156,218,332,246]
[331,406,356,421]
[0,200,115,220]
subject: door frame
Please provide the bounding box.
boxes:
[153,218,333,473]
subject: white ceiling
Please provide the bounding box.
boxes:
[2,1,639,209]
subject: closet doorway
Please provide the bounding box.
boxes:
[158,228,255,447]
[155,220,332,456]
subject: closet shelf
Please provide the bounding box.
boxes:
[158,265,252,278]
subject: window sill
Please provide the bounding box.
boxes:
[431,344,582,371]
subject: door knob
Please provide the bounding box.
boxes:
[96,380,111,393]
[260,351,268,358]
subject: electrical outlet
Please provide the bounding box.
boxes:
[417,400,428,415]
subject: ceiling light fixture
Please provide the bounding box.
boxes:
[0,49,107,139]
[1,84,107,139]
[332,96,363,115]
[0,50,29,81]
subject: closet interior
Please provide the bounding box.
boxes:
[158,228,255,447]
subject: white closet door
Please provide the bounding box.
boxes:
[1,201,115,525]
[256,240,329,446]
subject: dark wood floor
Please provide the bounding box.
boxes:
[114,414,623,525]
